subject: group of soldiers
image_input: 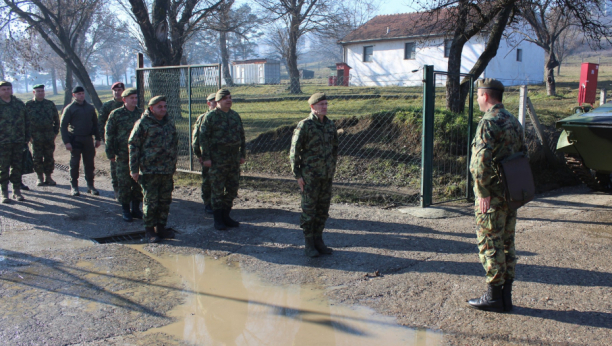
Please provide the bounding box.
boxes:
[0,76,523,313]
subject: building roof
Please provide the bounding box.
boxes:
[340,11,450,44]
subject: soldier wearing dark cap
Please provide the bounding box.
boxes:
[60,86,101,196]
[198,88,246,230]
[128,95,178,242]
[99,82,125,199]
[192,93,217,215]
[467,78,526,313]
[0,81,30,203]
[290,92,338,257]
[25,84,60,186]
[105,88,143,222]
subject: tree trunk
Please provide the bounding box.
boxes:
[446,38,467,113]
[557,64,561,76]
[219,31,234,86]
[287,17,302,94]
[545,52,559,96]
[51,67,58,95]
[63,65,73,108]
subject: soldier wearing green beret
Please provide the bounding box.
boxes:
[199,88,246,230]
[25,84,60,187]
[191,93,217,215]
[128,95,178,242]
[290,92,338,257]
[105,88,143,222]
[60,86,101,196]
[467,78,527,313]
[0,81,31,203]
[99,82,126,199]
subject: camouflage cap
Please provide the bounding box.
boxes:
[148,95,167,107]
[0,81,12,87]
[207,93,216,102]
[308,92,326,105]
[215,88,231,101]
[121,87,138,97]
[111,82,125,90]
[33,84,45,90]
[72,86,85,93]
[477,78,504,92]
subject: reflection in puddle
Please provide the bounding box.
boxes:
[136,248,443,345]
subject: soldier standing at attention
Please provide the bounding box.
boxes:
[60,86,101,196]
[199,89,246,231]
[25,84,60,186]
[191,93,217,215]
[468,79,526,313]
[105,88,143,222]
[0,81,30,203]
[129,96,178,243]
[99,82,125,199]
[290,93,338,257]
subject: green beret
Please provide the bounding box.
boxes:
[308,92,326,105]
[207,93,216,102]
[215,88,231,101]
[121,88,138,97]
[72,86,85,93]
[477,78,504,92]
[0,81,12,87]
[148,95,167,107]
[33,84,45,90]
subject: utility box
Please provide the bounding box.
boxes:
[336,63,351,86]
[578,63,599,105]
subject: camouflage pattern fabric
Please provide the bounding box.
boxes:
[192,113,211,205]
[128,110,178,175]
[0,95,30,145]
[290,112,338,180]
[300,177,333,237]
[470,103,526,286]
[99,99,123,188]
[139,174,173,227]
[32,140,55,174]
[25,98,59,142]
[198,108,246,161]
[116,159,143,205]
[209,146,240,209]
[0,143,24,188]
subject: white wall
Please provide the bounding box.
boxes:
[483,37,545,86]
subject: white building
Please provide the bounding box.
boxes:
[231,59,281,85]
[340,12,545,87]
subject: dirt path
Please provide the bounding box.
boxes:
[0,142,611,345]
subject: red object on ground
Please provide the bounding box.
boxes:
[336,63,351,86]
[328,76,337,86]
[578,63,599,106]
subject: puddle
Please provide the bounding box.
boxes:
[132,246,443,345]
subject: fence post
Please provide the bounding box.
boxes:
[518,85,527,139]
[188,67,193,171]
[218,63,222,89]
[601,88,607,105]
[136,53,144,110]
[421,65,434,208]
[466,76,474,200]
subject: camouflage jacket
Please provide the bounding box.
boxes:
[198,108,246,161]
[105,105,142,161]
[128,109,178,175]
[469,104,527,210]
[99,99,124,139]
[191,113,206,158]
[0,95,30,145]
[290,112,338,180]
[25,98,59,142]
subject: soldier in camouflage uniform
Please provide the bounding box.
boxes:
[191,93,217,215]
[199,89,246,231]
[290,93,338,257]
[105,88,143,222]
[128,96,178,243]
[468,79,527,313]
[99,82,125,199]
[0,81,30,203]
[25,84,60,186]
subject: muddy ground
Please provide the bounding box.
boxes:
[0,143,611,345]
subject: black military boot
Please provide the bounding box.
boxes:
[131,200,143,219]
[213,210,227,231]
[204,204,213,215]
[70,183,80,196]
[12,187,24,201]
[44,173,56,186]
[222,208,240,227]
[122,204,133,222]
[145,226,160,243]
[87,184,99,195]
[36,173,46,186]
[1,185,10,204]
[314,235,333,254]
[502,280,513,312]
[468,284,504,313]
[157,224,175,239]
[304,236,320,258]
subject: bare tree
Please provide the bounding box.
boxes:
[554,27,581,76]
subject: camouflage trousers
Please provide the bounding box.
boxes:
[209,146,240,210]
[32,140,55,175]
[116,158,143,205]
[475,204,517,286]
[0,143,24,188]
[300,176,333,238]
[139,174,173,228]
[201,165,211,205]
[110,159,117,189]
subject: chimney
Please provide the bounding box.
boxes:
[386,27,390,34]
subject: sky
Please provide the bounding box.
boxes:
[377,1,416,15]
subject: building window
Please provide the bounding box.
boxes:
[516,48,523,62]
[363,46,373,62]
[444,39,452,58]
[404,42,416,59]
